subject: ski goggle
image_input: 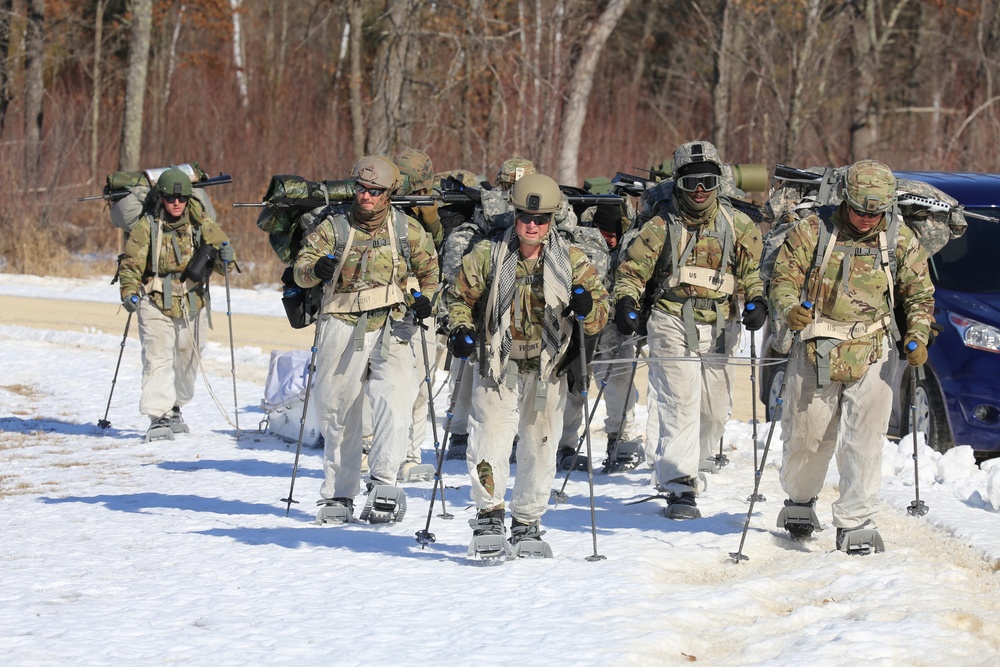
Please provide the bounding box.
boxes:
[676,173,720,192]
[162,194,189,204]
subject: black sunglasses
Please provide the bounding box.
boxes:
[851,207,883,219]
[516,211,552,226]
[356,185,387,198]
[162,194,189,204]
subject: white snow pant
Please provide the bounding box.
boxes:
[467,364,565,524]
[136,299,206,420]
[315,317,418,500]
[558,326,639,450]
[408,323,443,462]
[779,338,893,529]
[645,310,730,493]
[448,358,475,435]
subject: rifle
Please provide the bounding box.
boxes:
[611,171,768,222]
[78,173,233,203]
[775,163,1000,223]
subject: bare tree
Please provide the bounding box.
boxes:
[348,0,364,161]
[711,0,735,156]
[23,0,44,172]
[366,0,418,155]
[230,0,249,110]
[555,0,631,185]
[0,0,12,132]
[89,0,110,180]
[780,0,824,163]
[119,0,153,171]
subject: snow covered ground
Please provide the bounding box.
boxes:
[2,273,1000,665]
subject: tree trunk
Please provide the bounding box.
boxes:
[365,0,417,155]
[22,0,44,173]
[164,4,186,109]
[0,0,13,133]
[555,0,631,185]
[348,0,364,162]
[90,0,109,180]
[711,0,734,157]
[781,0,822,163]
[230,0,249,110]
[119,0,153,172]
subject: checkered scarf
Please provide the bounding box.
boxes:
[483,227,573,386]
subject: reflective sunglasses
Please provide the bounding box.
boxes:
[676,173,720,192]
[162,194,189,204]
[356,185,387,198]
[850,207,883,219]
[516,211,552,226]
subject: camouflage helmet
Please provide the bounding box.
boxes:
[496,157,536,187]
[435,169,480,188]
[351,155,402,192]
[672,141,723,177]
[155,168,193,197]
[511,173,561,214]
[394,147,434,194]
[843,159,897,215]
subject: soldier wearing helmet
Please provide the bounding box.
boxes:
[446,173,609,555]
[117,167,234,442]
[395,147,444,248]
[769,159,934,553]
[613,140,766,520]
[294,155,440,524]
[495,157,536,192]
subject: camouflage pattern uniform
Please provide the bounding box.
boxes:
[119,185,230,423]
[614,141,764,496]
[448,230,609,525]
[770,160,934,533]
[395,147,443,248]
[294,156,439,502]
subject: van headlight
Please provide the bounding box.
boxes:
[948,313,1000,353]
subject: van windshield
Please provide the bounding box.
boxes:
[930,211,1000,293]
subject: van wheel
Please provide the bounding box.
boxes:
[902,370,953,453]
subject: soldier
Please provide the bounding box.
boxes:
[770,159,934,553]
[447,173,609,551]
[118,168,234,442]
[294,155,439,524]
[395,147,444,248]
[614,141,766,519]
[440,157,537,462]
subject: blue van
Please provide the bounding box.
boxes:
[760,171,1000,458]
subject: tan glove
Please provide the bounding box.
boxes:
[905,338,928,367]
[787,304,813,331]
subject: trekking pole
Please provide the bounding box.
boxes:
[552,331,623,503]
[414,292,453,518]
[570,290,606,562]
[601,334,642,475]
[730,302,811,563]
[906,341,929,517]
[222,242,241,437]
[416,355,469,548]
[281,265,331,516]
[97,307,134,430]
[746,310,764,502]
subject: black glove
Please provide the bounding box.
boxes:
[928,321,944,347]
[122,294,139,313]
[410,289,432,321]
[615,297,640,335]
[448,326,477,359]
[557,331,600,395]
[314,254,337,281]
[565,285,593,318]
[742,296,768,331]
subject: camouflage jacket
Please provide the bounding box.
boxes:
[770,206,934,381]
[448,237,609,371]
[294,207,439,332]
[614,197,763,322]
[119,203,230,319]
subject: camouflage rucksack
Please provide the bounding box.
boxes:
[107,163,217,234]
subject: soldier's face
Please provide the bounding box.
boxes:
[355,185,387,213]
[515,211,551,246]
[162,194,188,218]
[847,206,883,233]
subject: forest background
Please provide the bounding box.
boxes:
[1,0,998,287]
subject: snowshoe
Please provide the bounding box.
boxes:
[836,523,885,555]
[467,508,510,560]
[445,433,469,461]
[146,416,174,442]
[662,491,701,520]
[509,518,553,559]
[397,461,435,483]
[168,407,190,434]
[359,483,407,524]
[776,497,821,540]
[557,447,589,472]
[601,434,645,473]
[314,497,354,525]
